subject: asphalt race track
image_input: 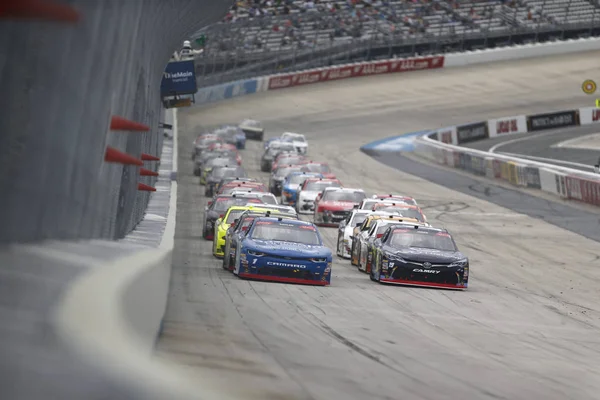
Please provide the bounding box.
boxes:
[155,51,600,400]
[462,125,600,172]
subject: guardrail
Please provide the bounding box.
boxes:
[194,36,600,105]
[409,105,600,207]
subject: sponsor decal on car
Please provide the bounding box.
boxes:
[413,268,440,274]
[267,261,306,268]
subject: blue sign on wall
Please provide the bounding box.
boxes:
[160,60,197,97]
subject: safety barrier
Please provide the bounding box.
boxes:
[191,37,600,107]
[409,103,600,209]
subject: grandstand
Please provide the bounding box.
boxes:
[191,0,600,82]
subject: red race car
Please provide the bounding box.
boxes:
[314,187,367,227]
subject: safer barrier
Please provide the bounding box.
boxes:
[411,104,600,209]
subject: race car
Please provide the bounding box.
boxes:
[215,126,246,150]
[205,166,247,196]
[281,132,308,155]
[336,209,371,258]
[370,202,429,225]
[215,177,258,193]
[314,187,367,227]
[260,141,298,172]
[350,212,407,265]
[222,209,298,271]
[356,217,425,273]
[241,202,298,216]
[239,119,264,141]
[194,149,240,176]
[300,161,336,179]
[271,152,307,172]
[213,205,284,257]
[202,195,263,240]
[192,134,223,160]
[281,171,324,206]
[263,136,281,150]
[372,194,418,206]
[200,157,238,185]
[296,178,343,214]
[231,217,332,285]
[218,182,269,196]
[229,190,279,204]
[369,225,469,289]
[269,164,304,196]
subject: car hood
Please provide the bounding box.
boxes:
[291,141,308,147]
[319,200,357,210]
[299,191,320,200]
[247,239,330,258]
[387,247,466,264]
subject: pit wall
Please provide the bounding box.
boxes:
[193,37,600,105]
[408,106,600,208]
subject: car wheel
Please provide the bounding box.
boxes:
[222,247,229,270]
[233,246,241,276]
[336,234,343,257]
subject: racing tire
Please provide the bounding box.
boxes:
[222,250,229,270]
[336,234,343,257]
[233,246,241,276]
[193,168,200,177]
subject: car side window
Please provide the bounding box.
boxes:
[381,229,390,243]
[361,220,371,231]
[368,224,377,237]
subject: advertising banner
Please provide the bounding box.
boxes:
[579,106,600,125]
[488,115,527,137]
[456,121,489,144]
[527,110,579,131]
[267,55,445,90]
[160,60,197,96]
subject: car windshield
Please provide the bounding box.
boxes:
[222,186,260,195]
[274,167,302,178]
[251,221,320,245]
[278,156,304,165]
[302,164,331,173]
[322,190,366,203]
[198,138,219,146]
[258,194,277,204]
[375,207,424,222]
[226,210,247,224]
[211,168,243,179]
[350,213,368,226]
[389,230,457,252]
[242,120,261,127]
[207,158,234,168]
[284,135,306,143]
[305,181,340,191]
[288,174,316,185]
[214,198,260,212]
[268,144,295,154]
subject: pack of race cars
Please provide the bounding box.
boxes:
[193,119,469,290]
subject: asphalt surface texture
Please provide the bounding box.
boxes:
[155,50,600,400]
[463,124,600,172]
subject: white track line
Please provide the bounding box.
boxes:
[488,130,558,153]
[552,132,600,149]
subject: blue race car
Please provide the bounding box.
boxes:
[280,171,324,206]
[232,217,332,285]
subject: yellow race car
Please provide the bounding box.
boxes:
[213,205,287,257]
